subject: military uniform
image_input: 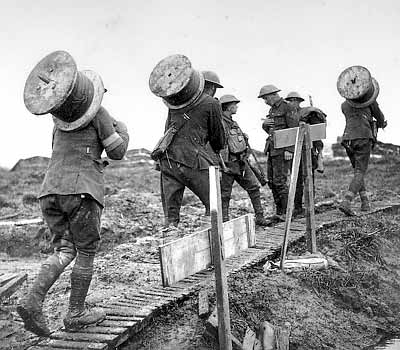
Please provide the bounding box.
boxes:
[262,98,298,215]
[220,114,266,223]
[160,93,225,225]
[340,100,385,202]
[18,51,129,337]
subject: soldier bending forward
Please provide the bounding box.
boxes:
[18,51,129,336]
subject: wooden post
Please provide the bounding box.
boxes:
[302,123,317,253]
[209,166,232,350]
[274,122,326,269]
[280,124,305,270]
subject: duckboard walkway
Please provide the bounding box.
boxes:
[29,201,399,350]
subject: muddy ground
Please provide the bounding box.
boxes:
[0,155,400,349]
[125,208,400,350]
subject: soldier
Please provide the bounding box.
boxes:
[219,94,268,226]
[18,51,129,336]
[259,85,298,219]
[285,92,326,215]
[202,70,224,97]
[336,67,387,216]
[150,55,226,226]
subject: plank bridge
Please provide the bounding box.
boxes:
[27,201,399,350]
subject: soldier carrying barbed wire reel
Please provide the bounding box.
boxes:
[18,50,129,336]
[219,94,269,226]
[149,55,225,227]
[336,65,387,216]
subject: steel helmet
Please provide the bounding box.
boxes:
[202,70,223,88]
[219,94,240,105]
[285,91,304,102]
[258,84,281,98]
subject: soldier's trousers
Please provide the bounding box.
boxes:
[267,154,291,214]
[220,161,261,221]
[344,138,372,194]
[160,159,210,225]
[40,194,102,256]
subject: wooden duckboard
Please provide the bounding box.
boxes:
[273,123,326,149]
[159,214,256,286]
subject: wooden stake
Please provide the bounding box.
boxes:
[209,166,232,350]
[280,124,305,270]
[302,123,317,253]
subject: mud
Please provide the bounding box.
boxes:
[123,208,400,350]
[1,157,400,349]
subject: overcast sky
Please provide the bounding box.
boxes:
[1,0,399,168]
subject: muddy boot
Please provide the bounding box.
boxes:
[338,191,356,216]
[360,191,370,212]
[63,254,105,331]
[249,190,268,226]
[17,256,65,337]
[316,153,324,173]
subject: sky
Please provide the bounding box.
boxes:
[1,0,399,168]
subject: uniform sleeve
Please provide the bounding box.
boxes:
[91,106,129,160]
[208,101,226,152]
[370,101,386,128]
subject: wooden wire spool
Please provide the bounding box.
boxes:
[24,50,105,131]
[149,54,204,110]
[337,66,379,108]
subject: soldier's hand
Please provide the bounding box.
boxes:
[263,117,274,127]
[284,151,293,161]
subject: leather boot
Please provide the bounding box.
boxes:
[316,153,324,173]
[338,191,356,216]
[17,256,65,337]
[360,191,370,212]
[249,190,268,226]
[63,254,105,331]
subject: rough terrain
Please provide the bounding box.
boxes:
[1,151,400,349]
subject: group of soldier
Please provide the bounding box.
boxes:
[158,69,327,228]
[16,51,387,338]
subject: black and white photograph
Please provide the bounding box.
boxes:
[0,1,399,349]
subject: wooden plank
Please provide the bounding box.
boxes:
[0,273,27,299]
[105,315,144,322]
[280,124,305,270]
[209,166,232,350]
[159,213,254,286]
[273,123,326,149]
[82,326,127,334]
[302,124,317,253]
[99,320,137,328]
[0,273,19,286]
[246,214,256,247]
[0,217,43,227]
[51,332,118,345]
[101,306,152,318]
[36,339,108,349]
